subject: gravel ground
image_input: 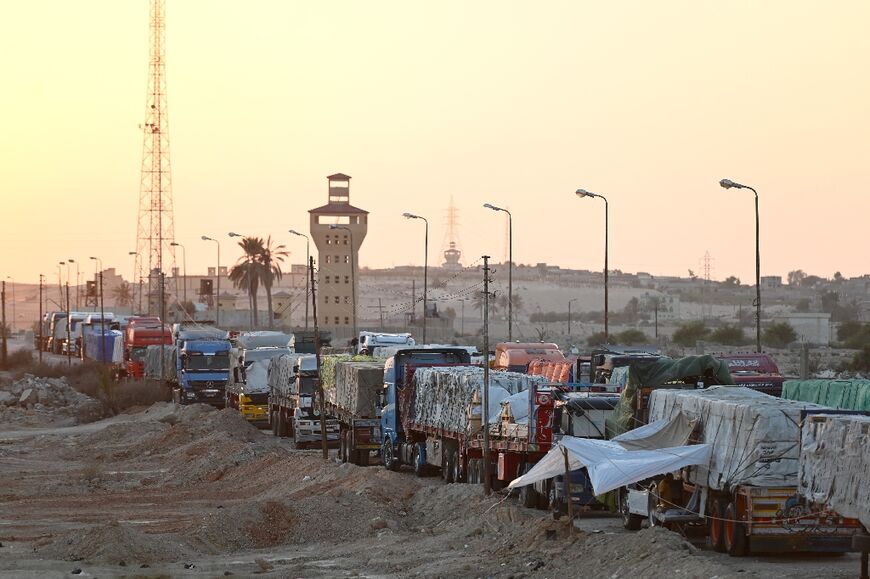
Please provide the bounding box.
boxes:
[0,399,862,578]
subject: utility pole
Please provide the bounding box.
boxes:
[38,275,44,364]
[482,255,492,495]
[311,256,328,460]
[369,298,385,329]
[1,281,6,367]
[159,272,165,378]
[65,283,71,367]
[411,279,416,328]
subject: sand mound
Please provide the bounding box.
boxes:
[38,522,193,564]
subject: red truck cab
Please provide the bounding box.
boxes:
[125,320,172,379]
[715,352,785,397]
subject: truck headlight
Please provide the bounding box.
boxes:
[185,392,196,399]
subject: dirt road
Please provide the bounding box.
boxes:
[0,401,861,578]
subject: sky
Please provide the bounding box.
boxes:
[2,0,869,286]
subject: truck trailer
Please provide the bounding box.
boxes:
[268,354,340,447]
[226,339,291,425]
[326,360,385,466]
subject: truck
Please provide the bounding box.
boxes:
[288,330,330,354]
[268,354,340,446]
[357,331,415,355]
[82,328,124,365]
[124,322,172,379]
[172,327,230,406]
[618,386,861,556]
[225,333,292,425]
[493,342,563,373]
[325,361,385,466]
[714,352,785,396]
[381,348,555,488]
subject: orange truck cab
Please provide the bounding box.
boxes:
[494,342,565,373]
[125,321,172,378]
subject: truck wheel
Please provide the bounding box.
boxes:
[278,412,288,438]
[451,450,463,483]
[413,443,426,478]
[339,431,348,463]
[382,439,399,471]
[647,489,661,528]
[271,411,279,437]
[468,459,480,484]
[708,498,726,552]
[442,449,454,483]
[619,488,643,531]
[724,501,748,557]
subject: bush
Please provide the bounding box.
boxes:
[586,332,608,347]
[763,322,798,349]
[616,329,649,345]
[710,324,747,346]
[672,321,710,347]
[851,345,870,373]
[837,322,870,349]
[1,349,34,370]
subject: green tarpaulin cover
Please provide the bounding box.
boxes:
[605,355,735,438]
[782,379,870,411]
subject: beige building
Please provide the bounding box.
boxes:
[309,173,368,329]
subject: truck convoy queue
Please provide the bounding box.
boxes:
[32,317,870,567]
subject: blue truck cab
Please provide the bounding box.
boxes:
[176,334,231,407]
[380,348,471,471]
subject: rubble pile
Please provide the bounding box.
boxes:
[0,374,104,424]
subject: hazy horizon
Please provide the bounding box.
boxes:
[3,1,869,285]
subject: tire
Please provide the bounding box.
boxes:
[708,498,726,553]
[413,443,426,478]
[724,501,748,557]
[467,459,478,484]
[451,450,463,483]
[271,411,279,437]
[647,490,661,528]
[620,488,643,531]
[382,439,399,471]
[520,483,538,509]
[339,431,348,463]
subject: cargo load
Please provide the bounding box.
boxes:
[799,413,870,529]
[648,386,826,490]
[330,361,383,417]
[411,366,547,434]
[233,331,293,350]
[782,379,870,411]
[83,330,124,364]
[144,344,177,381]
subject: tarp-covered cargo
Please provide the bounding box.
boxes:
[606,355,735,437]
[242,359,271,394]
[83,330,124,364]
[330,361,384,417]
[649,386,826,490]
[411,367,547,433]
[267,353,309,395]
[144,344,176,381]
[319,354,378,391]
[782,379,870,411]
[233,331,293,350]
[799,413,870,528]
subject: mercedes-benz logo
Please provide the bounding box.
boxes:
[206,381,214,388]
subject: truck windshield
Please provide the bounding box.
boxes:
[298,376,317,395]
[130,347,147,362]
[186,353,229,371]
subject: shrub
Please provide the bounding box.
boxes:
[672,321,710,347]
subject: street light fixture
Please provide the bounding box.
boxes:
[170,242,187,306]
[202,236,221,326]
[576,188,609,343]
[720,178,761,353]
[483,203,513,341]
[330,224,357,340]
[403,212,429,344]
[57,261,66,311]
[288,229,310,330]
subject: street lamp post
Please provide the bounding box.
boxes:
[568,298,577,336]
[483,203,512,341]
[720,178,761,353]
[202,236,221,326]
[403,213,429,344]
[330,225,357,340]
[576,189,609,343]
[288,230,310,330]
[57,262,66,311]
[68,259,80,310]
[170,242,187,306]
[89,257,105,360]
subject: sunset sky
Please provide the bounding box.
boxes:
[3,1,869,285]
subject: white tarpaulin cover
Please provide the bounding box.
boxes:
[799,413,870,528]
[508,435,712,496]
[648,386,827,490]
[243,359,270,394]
[612,411,696,450]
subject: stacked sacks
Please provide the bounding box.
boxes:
[267,353,305,396]
[411,367,547,433]
[333,361,384,417]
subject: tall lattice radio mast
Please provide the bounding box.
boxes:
[134,0,176,314]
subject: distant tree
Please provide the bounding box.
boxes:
[787,270,807,286]
[672,321,710,347]
[838,321,864,343]
[723,276,741,287]
[229,236,265,328]
[623,297,640,324]
[616,329,648,345]
[833,271,845,283]
[258,235,289,329]
[763,322,797,348]
[180,300,197,319]
[710,324,747,346]
[850,345,870,373]
[795,298,811,313]
[803,275,825,288]
[111,282,134,308]
[443,307,457,320]
[586,331,608,347]
[534,326,548,342]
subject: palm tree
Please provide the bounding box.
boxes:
[112,282,134,309]
[229,236,265,328]
[257,236,289,329]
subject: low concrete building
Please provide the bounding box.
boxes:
[775,312,832,346]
